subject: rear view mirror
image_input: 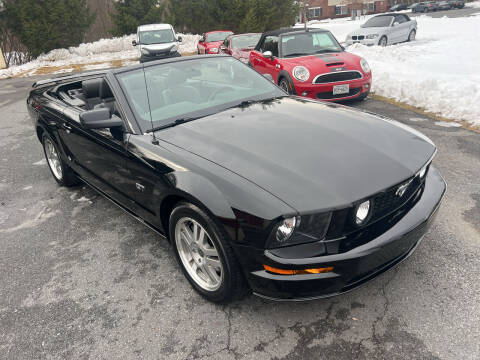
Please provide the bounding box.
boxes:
[79,108,123,129]
[262,51,273,59]
[132,40,137,46]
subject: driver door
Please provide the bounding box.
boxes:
[57,85,134,208]
[252,35,280,82]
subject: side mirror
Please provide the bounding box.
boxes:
[177,36,183,43]
[393,22,400,26]
[220,45,226,51]
[263,73,274,82]
[132,40,137,46]
[200,35,205,42]
[262,51,273,59]
[79,108,123,129]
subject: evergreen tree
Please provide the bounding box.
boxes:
[4,0,93,58]
[112,0,167,36]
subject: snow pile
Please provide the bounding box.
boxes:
[311,15,480,126]
[466,0,480,8]
[0,33,201,79]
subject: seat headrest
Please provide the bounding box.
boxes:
[166,68,189,88]
[82,78,113,99]
[82,78,103,98]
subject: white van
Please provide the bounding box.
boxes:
[132,24,183,63]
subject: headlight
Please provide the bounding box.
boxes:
[292,66,310,82]
[239,57,248,64]
[366,34,379,39]
[141,48,149,55]
[266,213,331,249]
[210,47,218,53]
[276,217,297,243]
[355,200,371,225]
[360,58,371,74]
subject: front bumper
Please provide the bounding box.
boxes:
[294,74,372,102]
[345,38,378,46]
[233,166,446,301]
[140,51,181,63]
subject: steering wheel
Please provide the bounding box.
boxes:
[208,86,234,102]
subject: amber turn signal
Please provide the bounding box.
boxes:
[263,265,334,275]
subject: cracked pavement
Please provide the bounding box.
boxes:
[0,76,479,359]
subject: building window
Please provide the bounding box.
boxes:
[366,2,376,12]
[335,5,348,15]
[307,7,322,18]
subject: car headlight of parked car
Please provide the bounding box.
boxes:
[141,48,150,55]
[360,58,371,74]
[366,34,379,39]
[267,213,332,248]
[210,47,219,53]
[292,66,310,82]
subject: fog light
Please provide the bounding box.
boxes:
[364,83,370,89]
[263,265,334,275]
[355,200,371,225]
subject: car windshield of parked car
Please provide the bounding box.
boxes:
[362,16,394,28]
[281,31,342,58]
[139,30,175,45]
[231,34,261,49]
[207,32,233,42]
[116,57,284,132]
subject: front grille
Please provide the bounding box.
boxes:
[316,87,361,99]
[352,35,365,40]
[314,71,363,84]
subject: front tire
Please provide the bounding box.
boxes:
[408,29,416,42]
[378,36,388,47]
[279,77,295,95]
[42,133,78,187]
[169,202,248,303]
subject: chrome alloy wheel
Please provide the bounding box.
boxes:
[175,217,223,291]
[44,138,63,180]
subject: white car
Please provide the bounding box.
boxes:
[345,14,417,47]
[132,24,183,63]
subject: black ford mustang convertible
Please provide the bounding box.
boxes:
[27,55,445,302]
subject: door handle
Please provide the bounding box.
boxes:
[63,123,72,133]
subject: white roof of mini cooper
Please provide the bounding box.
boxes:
[138,24,173,32]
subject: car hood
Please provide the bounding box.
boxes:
[348,27,389,37]
[141,42,177,53]
[158,97,436,213]
[232,48,254,59]
[281,52,361,72]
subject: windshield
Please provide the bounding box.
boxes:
[139,29,175,45]
[116,57,284,132]
[281,31,342,58]
[231,34,261,49]
[362,16,393,28]
[207,32,233,42]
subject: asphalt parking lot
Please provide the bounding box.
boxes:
[0,76,479,360]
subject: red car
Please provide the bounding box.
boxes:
[249,28,372,101]
[197,30,234,55]
[219,33,262,64]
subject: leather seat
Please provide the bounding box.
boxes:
[82,78,104,109]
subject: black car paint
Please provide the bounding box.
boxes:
[27,56,446,300]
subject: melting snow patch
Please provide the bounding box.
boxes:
[23,185,33,190]
[435,121,462,127]
[409,117,427,122]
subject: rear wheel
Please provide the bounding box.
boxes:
[408,29,416,42]
[378,36,388,47]
[279,77,295,95]
[42,133,78,187]
[170,202,248,303]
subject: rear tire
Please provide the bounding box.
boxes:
[42,133,78,187]
[169,202,249,303]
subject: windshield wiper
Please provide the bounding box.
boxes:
[146,116,200,133]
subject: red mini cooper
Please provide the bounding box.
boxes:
[197,30,234,55]
[249,28,372,101]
